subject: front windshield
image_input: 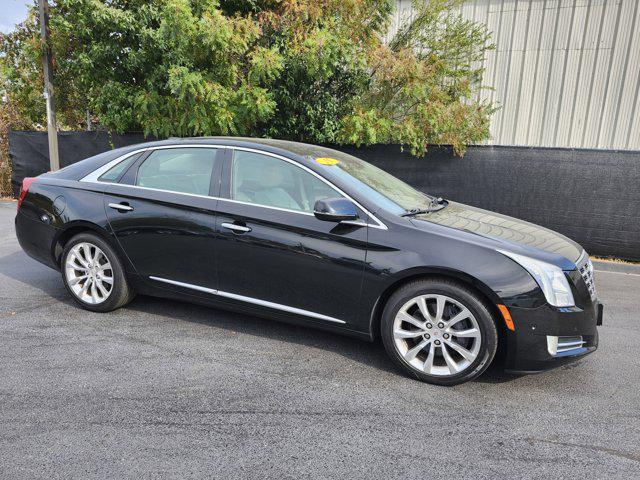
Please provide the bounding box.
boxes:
[311,151,432,214]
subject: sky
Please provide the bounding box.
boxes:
[0,0,32,34]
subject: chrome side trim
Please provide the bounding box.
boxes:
[219,196,315,216]
[340,220,368,227]
[148,276,346,324]
[78,143,388,230]
[92,181,224,202]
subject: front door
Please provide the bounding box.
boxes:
[103,146,223,293]
[215,149,369,327]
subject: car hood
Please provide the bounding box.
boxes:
[410,201,583,266]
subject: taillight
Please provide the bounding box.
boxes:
[17,177,35,209]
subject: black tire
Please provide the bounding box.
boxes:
[381,278,498,386]
[61,232,135,312]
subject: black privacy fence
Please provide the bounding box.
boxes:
[8,130,640,261]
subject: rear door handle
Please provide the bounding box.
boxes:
[108,202,134,212]
[221,222,251,233]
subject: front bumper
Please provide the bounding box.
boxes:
[503,300,601,373]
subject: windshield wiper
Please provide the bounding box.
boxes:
[401,208,431,216]
[401,197,447,216]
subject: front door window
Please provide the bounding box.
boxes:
[231,151,342,213]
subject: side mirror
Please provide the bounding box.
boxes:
[313,198,359,222]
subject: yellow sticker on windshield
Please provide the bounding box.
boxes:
[316,157,339,165]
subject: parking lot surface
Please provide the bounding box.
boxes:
[1,203,639,479]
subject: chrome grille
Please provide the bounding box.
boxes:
[556,336,585,353]
[547,335,586,356]
[577,251,596,300]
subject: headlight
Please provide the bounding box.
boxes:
[498,250,575,307]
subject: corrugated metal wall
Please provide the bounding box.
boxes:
[389,0,640,150]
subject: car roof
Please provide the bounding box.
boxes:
[172,137,349,161]
[46,137,357,181]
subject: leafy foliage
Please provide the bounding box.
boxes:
[1,0,495,158]
[255,0,393,144]
[339,0,495,155]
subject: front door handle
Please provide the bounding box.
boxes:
[108,202,134,212]
[221,222,251,233]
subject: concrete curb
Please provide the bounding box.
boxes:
[592,259,640,275]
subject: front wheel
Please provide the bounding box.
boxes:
[61,232,135,312]
[381,279,498,386]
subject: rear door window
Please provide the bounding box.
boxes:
[135,148,218,196]
[98,152,142,183]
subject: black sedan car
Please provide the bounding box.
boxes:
[15,138,602,385]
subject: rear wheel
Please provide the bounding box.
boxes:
[381,279,498,386]
[61,232,134,312]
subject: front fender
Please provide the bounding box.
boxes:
[359,223,545,337]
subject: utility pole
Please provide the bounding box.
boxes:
[38,0,60,171]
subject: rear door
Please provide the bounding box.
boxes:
[214,148,369,326]
[103,146,224,293]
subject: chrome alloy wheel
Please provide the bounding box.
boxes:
[64,242,114,304]
[392,294,482,376]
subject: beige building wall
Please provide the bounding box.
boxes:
[389,0,640,149]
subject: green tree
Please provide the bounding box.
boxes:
[53,0,283,137]
[0,3,87,131]
[1,0,495,157]
[339,0,495,155]
[253,0,394,144]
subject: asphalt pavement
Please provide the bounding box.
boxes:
[1,202,639,479]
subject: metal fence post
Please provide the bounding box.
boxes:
[38,0,60,171]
